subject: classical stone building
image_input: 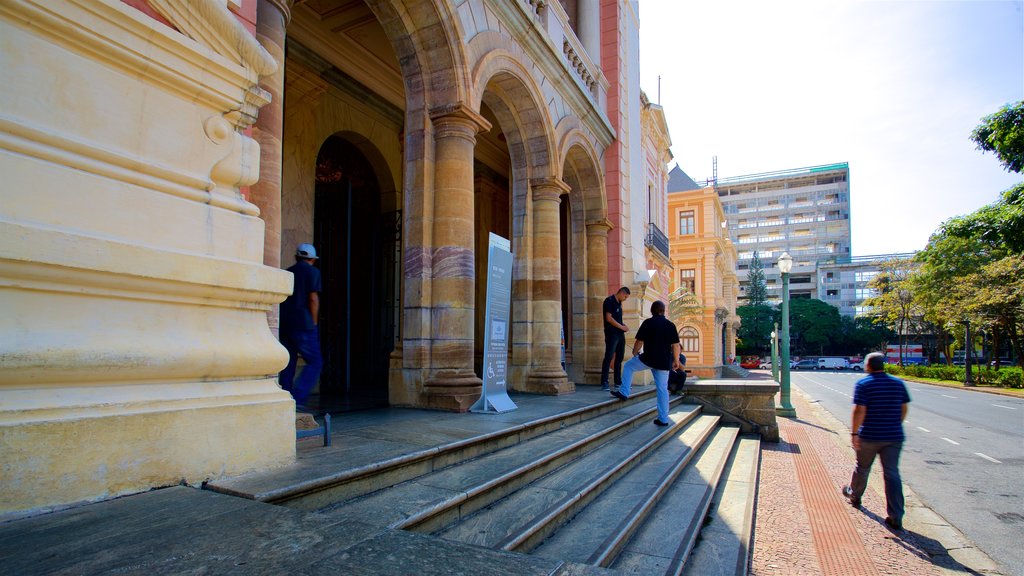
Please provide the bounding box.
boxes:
[0,0,665,517]
[667,166,740,378]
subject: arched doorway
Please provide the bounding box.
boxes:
[313,135,399,411]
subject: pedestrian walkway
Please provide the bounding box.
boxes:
[752,382,1006,576]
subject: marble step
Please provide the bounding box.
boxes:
[682,436,761,576]
[207,387,658,509]
[609,425,741,575]
[316,399,696,533]
[527,413,721,565]
[432,406,709,552]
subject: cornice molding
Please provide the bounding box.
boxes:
[149,0,277,77]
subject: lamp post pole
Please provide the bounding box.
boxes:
[777,253,796,417]
[965,319,975,386]
[771,324,779,382]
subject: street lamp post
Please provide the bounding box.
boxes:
[965,319,975,386]
[771,323,779,382]
[777,252,796,417]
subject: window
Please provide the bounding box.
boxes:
[679,269,696,293]
[855,288,877,300]
[855,271,878,283]
[679,210,695,235]
[681,327,700,352]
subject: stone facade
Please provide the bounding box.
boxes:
[0,0,670,516]
[667,168,740,378]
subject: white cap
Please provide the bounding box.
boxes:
[296,243,318,259]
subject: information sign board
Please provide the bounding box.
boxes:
[471,233,517,413]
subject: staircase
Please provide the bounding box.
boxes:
[210,390,761,576]
[721,364,750,378]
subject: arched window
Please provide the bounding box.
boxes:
[680,327,700,353]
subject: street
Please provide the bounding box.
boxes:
[789,370,1024,576]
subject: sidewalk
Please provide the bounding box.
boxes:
[752,382,1006,576]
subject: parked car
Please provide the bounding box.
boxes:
[849,361,864,371]
[792,360,818,370]
[818,357,850,370]
[740,357,761,369]
[759,360,772,369]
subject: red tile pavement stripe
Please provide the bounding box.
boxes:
[783,422,880,576]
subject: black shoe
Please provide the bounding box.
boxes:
[884,517,903,531]
[601,383,610,392]
[842,485,861,508]
[653,418,670,427]
[611,390,628,401]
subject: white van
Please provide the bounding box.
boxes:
[818,357,850,370]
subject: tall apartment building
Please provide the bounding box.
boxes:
[716,163,852,303]
[818,253,917,317]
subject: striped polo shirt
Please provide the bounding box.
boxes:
[853,372,911,442]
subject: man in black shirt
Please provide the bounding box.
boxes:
[600,286,631,391]
[610,300,681,426]
[279,243,323,411]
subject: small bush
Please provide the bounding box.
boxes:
[995,367,1024,388]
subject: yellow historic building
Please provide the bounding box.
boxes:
[666,166,740,378]
[0,0,672,517]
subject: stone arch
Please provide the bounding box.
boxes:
[364,0,471,110]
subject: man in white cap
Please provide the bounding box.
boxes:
[279,243,322,411]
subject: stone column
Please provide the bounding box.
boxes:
[424,105,491,411]
[251,0,293,337]
[583,218,612,384]
[524,178,573,395]
[577,0,602,64]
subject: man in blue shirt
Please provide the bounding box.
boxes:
[610,300,682,427]
[279,243,323,411]
[842,352,911,531]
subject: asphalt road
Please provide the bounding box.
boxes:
[789,370,1024,576]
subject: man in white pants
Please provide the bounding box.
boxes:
[610,300,682,426]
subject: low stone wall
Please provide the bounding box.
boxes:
[682,381,780,442]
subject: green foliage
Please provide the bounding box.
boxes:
[736,303,778,355]
[788,298,842,355]
[746,251,768,305]
[971,100,1024,173]
[940,183,1024,255]
[883,363,1023,388]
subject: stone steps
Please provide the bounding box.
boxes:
[431,410,716,552]
[609,425,740,575]
[525,414,722,563]
[314,397,696,533]
[682,436,761,576]
[207,387,660,510]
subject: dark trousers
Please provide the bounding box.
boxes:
[850,440,905,523]
[279,327,323,405]
[601,331,625,386]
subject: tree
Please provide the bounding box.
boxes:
[864,257,920,364]
[736,251,774,355]
[788,298,842,356]
[746,251,768,304]
[971,100,1024,174]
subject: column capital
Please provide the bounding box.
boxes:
[259,0,295,25]
[585,218,614,234]
[530,177,571,202]
[430,103,493,135]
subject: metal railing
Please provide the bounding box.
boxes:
[645,222,670,260]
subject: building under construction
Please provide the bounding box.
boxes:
[716,163,852,303]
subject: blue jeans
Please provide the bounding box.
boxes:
[279,327,322,405]
[618,355,671,423]
[850,440,904,523]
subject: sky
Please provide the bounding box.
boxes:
[638,0,1024,256]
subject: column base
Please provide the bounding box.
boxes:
[776,406,797,418]
[582,369,604,385]
[524,370,575,395]
[424,371,483,412]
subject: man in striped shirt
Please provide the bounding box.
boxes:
[842,352,911,531]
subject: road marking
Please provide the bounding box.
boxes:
[993,404,1016,410]
[941,394,957,399]
[941,437,960,445]
[975,453,1002,464]
[917,426,930,433]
